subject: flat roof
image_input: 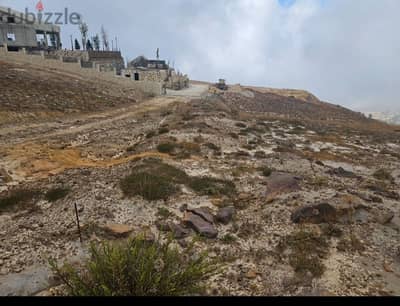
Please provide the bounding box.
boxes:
[0,6,61,33]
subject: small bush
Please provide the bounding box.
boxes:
[146,131,157,139]
[120,160,189,201]
[157,207,172,219]
[0,189,40,212]
[235,122,247,128]
[277,230,329,278]
[221,234,237,244]
[45,187,70,203]
[157,142,178,154]
[121,172,178,201]
[50,236,216,296]
[260,167,272,177]
[158,127,170,135]
[188,177,236,197]
[204,143,220,152]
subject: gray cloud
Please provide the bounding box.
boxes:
[1,0,399,112]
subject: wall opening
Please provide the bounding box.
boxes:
[7,16,15,24]
[7,33,16,41]
[134,73,139,81]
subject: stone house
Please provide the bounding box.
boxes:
[123,56,189,90]
[0,6,61,51]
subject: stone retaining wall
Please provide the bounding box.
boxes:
[0,50,164,97]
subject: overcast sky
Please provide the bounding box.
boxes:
[1,0,399,112]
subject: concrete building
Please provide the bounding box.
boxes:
[123,56,189,90]
[0,6,61,51]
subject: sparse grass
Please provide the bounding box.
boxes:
[121,172,178,201]
[337,233,365,253]
[231,165,255,178]
[157,207,173,219]
[45,187,70,203]
[237,221,263,239]
[311,176,329,187]
[50,236,216,296]
[120,160,188,201]
[220,234,237,244]
[373,169,393,182]
[188,177,236,197]
[0,189,40,212]
[277,229,329,278]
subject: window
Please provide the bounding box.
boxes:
[7,16,15,23]
[7,33,16,41]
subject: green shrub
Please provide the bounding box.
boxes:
[120,172,178,201]
[260,167,272,177]
[45,187,70,203]
[158,127,170,135]
[120,160,188,201]
[157,207,173,219]
[277,230,329,278]
[221,234,237,244]
[0,189,40,212]
[146,131,157,139]
[188,177,236,197]
[157,142,178,154]
[50,236,215,296]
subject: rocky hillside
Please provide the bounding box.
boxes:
[0,60,142,126]
[0,60,399,296]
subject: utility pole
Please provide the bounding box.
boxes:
[70,35,73,51]
[115,36,118,52]
[74,203,83,243]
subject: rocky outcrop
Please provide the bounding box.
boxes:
[183,210,218,239]
[265,172,301,201]
[291,203,337,224]
[215,206,236,225]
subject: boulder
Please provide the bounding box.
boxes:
[169,223,191,239]
[183,212,218,239]
[187,207,214,224]
[103,224,133,238]
[376,212,395,225]
[265,172,301,201]
[215,206,236,225]
[291,203,337,224]
[327,167,359,179]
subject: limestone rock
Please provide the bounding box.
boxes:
[265,172,301,201]
[215,206,236,225]
[376,212,395,225]
[183,212,218,239]
[327,167,359,179]
[291,203,337,224]
[103,224,133,238]
[187,207,214,224]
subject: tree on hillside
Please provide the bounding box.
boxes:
[79,22,89,51]
[86,39,93,51]
[101,26,109,51]
[74,39,81,50]
[93,34,100,51]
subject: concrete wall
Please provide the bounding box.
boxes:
[0,50,164,97]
